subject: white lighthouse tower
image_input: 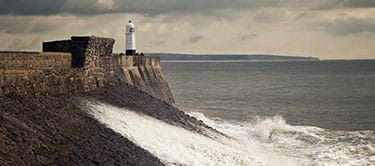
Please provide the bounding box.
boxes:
[126,20,136,55]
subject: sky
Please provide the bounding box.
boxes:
[0,0,375,59]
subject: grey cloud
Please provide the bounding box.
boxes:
[281,0,375,10]
[342,0,375,8]
[111,0,375,15]
[186,35,204,44]
[295,11,318,20]
[253,10,290,23]
[239,33,257,41]
[0,0,267,15]
[2,0,374,16]
[0,16,64,34]
[0,0,115,15]
[318,17,375,36]
[0,17,33,34]
[7,39,27,50]
[0,0,65,15]
[153,40,166,46]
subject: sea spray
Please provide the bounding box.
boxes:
[188,112,375,165]
[85,101,298,166]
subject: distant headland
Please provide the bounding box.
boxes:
[147,53,320,61]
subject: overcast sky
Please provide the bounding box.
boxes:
[1,0,375,59]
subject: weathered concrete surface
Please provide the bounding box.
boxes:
[0,82,211,165]
[0,69,85,96]
[88,84,210,133]
[0,92,164,166]
[109,56,174,103]
[0,51,71,70]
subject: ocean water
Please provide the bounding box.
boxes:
[86,60,375,165]
[161,60,375,165]
[162,60,375,131]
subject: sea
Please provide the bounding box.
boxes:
[87,60,375,165]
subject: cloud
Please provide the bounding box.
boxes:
[152,40,166,46]
[318,17,375,36]
[238,33,257,41]
[253,9,291,23]
[0,0,65,15]
[185,35,204,44]
[0,1,375,59]
[0,15,71,34]
[342,0,375,8]
[2,0,375,16]
[7,39,27,50]
[96,0,115,9]
[0,0,117,15]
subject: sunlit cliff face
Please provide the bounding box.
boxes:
[1,0,375,59]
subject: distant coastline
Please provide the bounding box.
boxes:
[147,53,320,62]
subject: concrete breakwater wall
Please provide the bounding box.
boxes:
[0,51,83,95]
[0,52,71,70]
[0,36,174,103]
[106,56,174,103]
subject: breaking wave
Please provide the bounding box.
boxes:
[85,100,375,165]
[188,112,375,166]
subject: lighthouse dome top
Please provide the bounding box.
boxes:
[127,20,135,28]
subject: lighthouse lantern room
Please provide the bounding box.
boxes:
[126,20,136,55]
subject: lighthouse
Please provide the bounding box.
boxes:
[126,20,136,55]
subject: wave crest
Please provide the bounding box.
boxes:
[188,111,375,165]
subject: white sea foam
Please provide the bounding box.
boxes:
[85,101,299,166]
[83,99,375,166]
[187,112,375,166]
